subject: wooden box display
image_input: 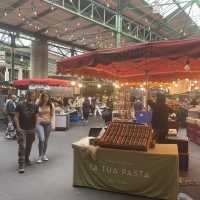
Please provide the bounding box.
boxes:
[97,122,154,151]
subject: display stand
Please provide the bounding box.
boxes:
[55,113,70,131]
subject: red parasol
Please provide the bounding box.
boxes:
[57,37,200,82]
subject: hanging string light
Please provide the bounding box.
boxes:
[4,11,8,17]
[105,0,112,7]
[18,8,22,17]
[184,59,190,71]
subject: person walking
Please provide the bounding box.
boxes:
[82,97,90,124]
[36,93,54,163]
[5,95,17,139]
[15,91,38,173]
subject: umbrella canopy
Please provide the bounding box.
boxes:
[13,78,71,88]
[57,38,200,82]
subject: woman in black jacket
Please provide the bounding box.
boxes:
[148,94,172,143]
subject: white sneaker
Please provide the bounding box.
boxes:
[36,157,43,164]
[42,155,49,161]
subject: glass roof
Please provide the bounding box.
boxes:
[145,0,200,26]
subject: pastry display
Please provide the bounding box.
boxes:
[97,122,154,151]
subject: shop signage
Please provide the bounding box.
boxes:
[29,84,50,90]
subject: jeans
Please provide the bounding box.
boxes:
[36,123,51,157]
[17,129,35,165]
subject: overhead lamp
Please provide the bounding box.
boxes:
[140,87,145,91]
[185,78,189,81]
[125,82,128,86]
[22,17,25,21]
[191,83,195,87]
[195,86,199,90]
[34,10,37,16]
[78,83,83,88]
[18,11,22,17]
[97,84,102,89]
[71,81,76,86]
[4,11,8,17]
[175,84,178,88]
[194,80,198,84]
[20,56,23,62]
[184,63,190,72]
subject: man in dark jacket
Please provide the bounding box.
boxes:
[148,94,172,143]
[15,91,38,173]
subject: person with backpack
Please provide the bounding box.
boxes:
[36,92,54,164]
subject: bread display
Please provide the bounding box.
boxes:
[97,122,154,151]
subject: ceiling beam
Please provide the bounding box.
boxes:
[166,1,193,22]
[0,22,93,51]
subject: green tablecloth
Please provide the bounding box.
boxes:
[72,137,179,200]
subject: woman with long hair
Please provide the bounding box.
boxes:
[36,92,54,163]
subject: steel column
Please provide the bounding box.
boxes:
[115,0,122,47]
[10,33,16,81]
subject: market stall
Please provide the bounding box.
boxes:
[57,38,200,199]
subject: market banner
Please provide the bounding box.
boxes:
[73,139,179,200]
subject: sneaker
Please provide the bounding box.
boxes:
[36,157,43,164]
[42,155,49,161]
[18,164,25,174]
[25,159,32,166]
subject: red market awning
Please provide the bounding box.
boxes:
[57,37,200,82]
[13,78,71,88]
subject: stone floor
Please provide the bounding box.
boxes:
[0,118,199,200]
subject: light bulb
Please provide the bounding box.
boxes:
[78,83,83,88]
[184,63,190,71]
[4,11,7,16]
[71,81,76,86]
[97,84,101,88]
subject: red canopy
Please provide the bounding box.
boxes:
[57,38,200,82]
[13,78,71,87]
